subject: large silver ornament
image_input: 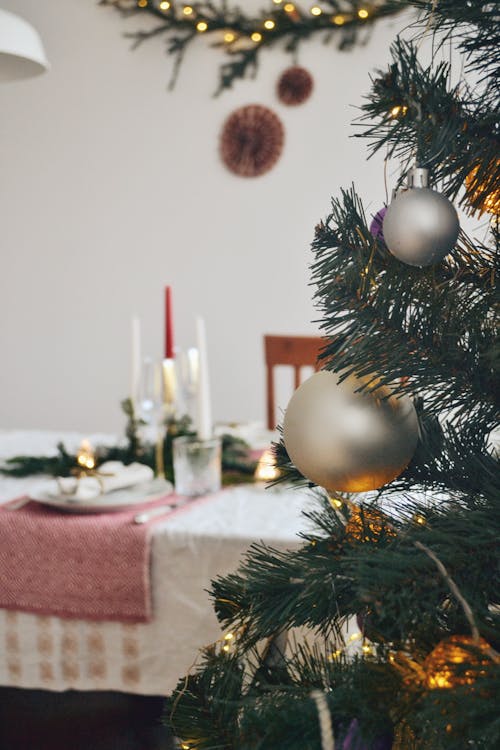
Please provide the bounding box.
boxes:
[283,370,419,493]
[383,169,459,267]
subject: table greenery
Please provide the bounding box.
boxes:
[0,399,258,485]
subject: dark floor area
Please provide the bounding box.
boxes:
[0,687,175,750]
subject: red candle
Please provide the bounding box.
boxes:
[164,286,174,359]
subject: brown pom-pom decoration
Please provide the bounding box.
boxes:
[277,66,314,106]
[220,104,284,177]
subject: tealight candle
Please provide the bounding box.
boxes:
[77,439,96,470]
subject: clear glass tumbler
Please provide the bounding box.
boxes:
[172,435,222,496]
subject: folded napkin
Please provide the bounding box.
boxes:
[54,461,154,501]
[214,421,277,450]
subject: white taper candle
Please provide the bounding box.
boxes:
[196,316,213,440]
[131,316,141,412]
[162,358,177,408]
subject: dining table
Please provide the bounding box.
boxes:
[0,429,317,699]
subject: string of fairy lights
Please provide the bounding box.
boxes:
[101,0,406,92]
[132,0,379,36]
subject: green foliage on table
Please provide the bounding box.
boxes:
[165,2,500,748]
[0,399,257,485]
[0,443,79,479]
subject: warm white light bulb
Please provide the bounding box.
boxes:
[254,449,280,482]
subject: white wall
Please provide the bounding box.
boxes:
[0,0,405,433]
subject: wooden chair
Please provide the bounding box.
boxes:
[264,334,325,430]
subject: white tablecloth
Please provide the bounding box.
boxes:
[0,430,317,695]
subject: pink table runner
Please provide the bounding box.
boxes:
[0,494,206,623]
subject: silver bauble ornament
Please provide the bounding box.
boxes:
[283,371,419,493]
[383,171,459,267]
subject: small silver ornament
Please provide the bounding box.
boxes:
[283,370,419,493]
[383,168,460,267]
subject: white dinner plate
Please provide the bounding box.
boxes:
[28,477,174,513]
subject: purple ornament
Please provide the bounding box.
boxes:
[342,719,393,750]
[369,207,387,241]
[355,610,377,641]
[356,611,367,634]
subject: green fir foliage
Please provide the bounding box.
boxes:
[165,1,500,748]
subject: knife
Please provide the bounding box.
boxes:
[133,502,179,524]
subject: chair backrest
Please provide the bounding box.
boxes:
[264,334,325,430]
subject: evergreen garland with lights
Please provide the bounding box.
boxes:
[100,0,408,94]
[0,401,257,484]
[164,1,500,748]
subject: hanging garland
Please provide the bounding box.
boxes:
[100,0,407,94]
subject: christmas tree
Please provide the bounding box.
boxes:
[166,2,500,747]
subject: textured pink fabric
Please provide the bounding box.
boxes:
[0,494,202,623]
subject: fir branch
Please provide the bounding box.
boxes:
[100,0,408,94]
[163,2,500,745]
[413,539,480,642]
[411,0,500,95]
[310,188,499,431]
[356,38,500,211]
[167,649,245,749]
[0,442,77,478]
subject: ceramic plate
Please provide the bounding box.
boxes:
[28,477,174,513]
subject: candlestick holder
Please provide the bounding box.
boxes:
[172,435,221,497]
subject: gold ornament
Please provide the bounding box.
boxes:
[283,370,419,492]
[424,635,492,689]
[345,504,396,542]
[56,439,114,496]
[465,161,500,216]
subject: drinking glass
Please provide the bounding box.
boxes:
[173,435,221,496]
[137,357,163,444]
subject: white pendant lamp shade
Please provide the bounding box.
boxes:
[0,9,49,82]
